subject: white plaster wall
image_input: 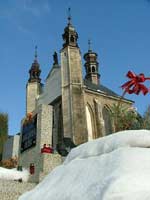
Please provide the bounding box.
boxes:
[37,67,61,105]
[12,135,20,158]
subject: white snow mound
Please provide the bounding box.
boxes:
[19,130,150,200]
[65,129,150,164]
[0,167,29,182]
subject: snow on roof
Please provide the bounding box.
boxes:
[19,130,150,200]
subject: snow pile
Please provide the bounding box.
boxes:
[0,167,29,182]
[65,129,150,164]
[19,130,150,200]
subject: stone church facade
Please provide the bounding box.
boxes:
[18,17,133,183]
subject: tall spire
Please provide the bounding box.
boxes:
[84,41,100,85]
[62,8,78,48]
[28,46,41,83]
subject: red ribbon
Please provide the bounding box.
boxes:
[121,71,150,95]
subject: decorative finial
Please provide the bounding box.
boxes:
[67,7,72,25]
[88,39,92,52]
[53,51,58,65]
[28,45,41,83]
[34,45,38,61]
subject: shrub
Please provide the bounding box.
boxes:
[110,104,143,132]
[0,156,18,169]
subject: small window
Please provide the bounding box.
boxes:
[92,66,95,73]
[70,35,75,43]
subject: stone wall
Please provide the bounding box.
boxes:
[39,153,62,182]
[26,82,41,114]
[61,46,88,145]
[18,104,58,183]
[84,89,133,138]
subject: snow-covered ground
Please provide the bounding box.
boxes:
[19,130,150,200]
[0,167,29,182]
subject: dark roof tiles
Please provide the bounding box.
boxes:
[84,80,133,102]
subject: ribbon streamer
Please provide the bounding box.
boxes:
[121,71,150,95]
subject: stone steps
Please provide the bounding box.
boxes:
[0,179,36,200]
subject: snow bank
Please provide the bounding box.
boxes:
[0,167,29,182]
[19,130,150,200]
[65,129,150,164]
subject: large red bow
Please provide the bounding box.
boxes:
[121,71,150,95]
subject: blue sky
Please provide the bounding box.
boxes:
[0,0,150,135]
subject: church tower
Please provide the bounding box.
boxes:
[84,40,100,85]
[26,46,42,114]
[61,9,88,145]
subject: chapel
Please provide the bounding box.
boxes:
[18,14,133,182]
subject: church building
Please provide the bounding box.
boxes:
[18,15,133,183]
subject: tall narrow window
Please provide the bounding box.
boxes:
[102,106,112,135]
[92,66,95,73]
[86,106,93,141]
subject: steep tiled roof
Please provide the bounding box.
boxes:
[84,80,134,103]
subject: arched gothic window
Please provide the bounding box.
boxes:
[86,106,93,141]
[102,106,112,135]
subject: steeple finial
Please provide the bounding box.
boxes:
[88,39,92,52]
[28,46,41,83]
[34,45,38,61]
[67,7,72,25]
[62,8,78,48]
